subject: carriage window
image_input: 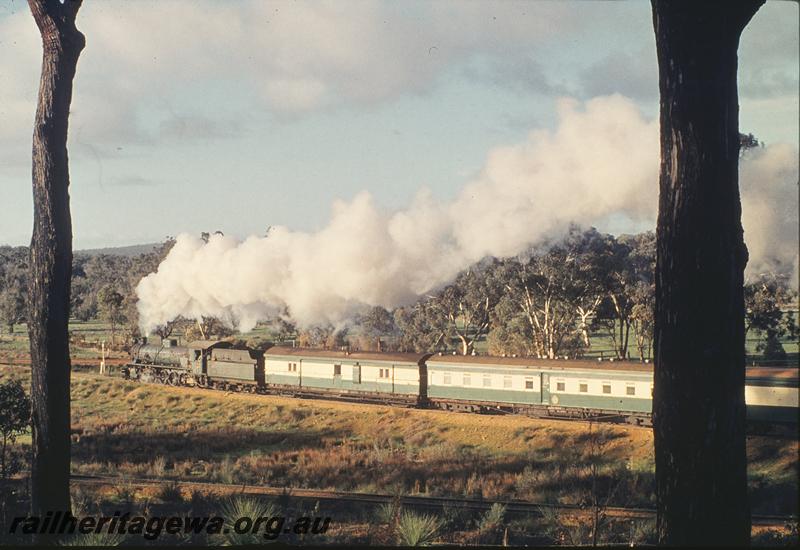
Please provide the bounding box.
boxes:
[602,383,612,394]
[379,368,390,379]
[443,372,451,385]
[556,381,565,392]
[463,374,471,386]
[579,382,588,393]
[503,376,512,389]
[483,375,491,387]
[525,377,534,390]
[334,364,341,376]
[627,384,636,396]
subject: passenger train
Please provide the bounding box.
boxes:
[123,338,798,426]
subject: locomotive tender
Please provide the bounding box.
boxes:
[125,339,798,425]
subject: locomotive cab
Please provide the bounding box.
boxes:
[186,340,234,378]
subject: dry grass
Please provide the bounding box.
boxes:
[0,364,796,518]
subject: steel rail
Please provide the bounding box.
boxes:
[65,473,795,527]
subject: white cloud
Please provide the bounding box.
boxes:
[579,47,658,100]
[740,2,799,99]
[0,1,598,149]
[1,0,795,160]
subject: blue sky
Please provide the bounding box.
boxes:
[1,0,797,249]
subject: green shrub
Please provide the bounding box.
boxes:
[374,500,401,525]
[396,510,440,546]
[478,502,506,533]
[157,480,183,503]
[218,496,280,546]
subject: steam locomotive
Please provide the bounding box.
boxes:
[124,338,798,425]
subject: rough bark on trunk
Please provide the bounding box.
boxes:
[27,0,85,518]
[651,1,762,545]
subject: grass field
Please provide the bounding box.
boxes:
[1,366,796,514]
[0,364,796,545]
[0,319,797,544]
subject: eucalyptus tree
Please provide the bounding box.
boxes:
[393,299,449,354]
[434,262,503,355]
[744,274,798,359]
[0,265,27,335]
[651,1,763,543]
[26,0,85,518]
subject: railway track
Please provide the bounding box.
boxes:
[3,361,794,435]
[0,364,796,530]
[115,368,797,437]
[66,474,796,527]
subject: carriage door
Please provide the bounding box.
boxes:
[352,363,361,384]
[333,363,342,387]
[540,373,550,405]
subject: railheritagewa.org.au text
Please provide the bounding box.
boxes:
[9,511,332,541]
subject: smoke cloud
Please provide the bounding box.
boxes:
[739,143,800,283]
[136,95,799,333]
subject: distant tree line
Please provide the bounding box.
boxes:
[0,239,175,346]
[0,227,795,360]
[292,226,797,361]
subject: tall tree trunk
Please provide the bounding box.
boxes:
[622,321,629,360]
[458,334,469,356]
[27,0,85,518]
[651,1,762,545]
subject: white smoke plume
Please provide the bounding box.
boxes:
[739,143,800,284]
[136,95,799,333]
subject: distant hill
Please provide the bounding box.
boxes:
[76,243,161,257]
